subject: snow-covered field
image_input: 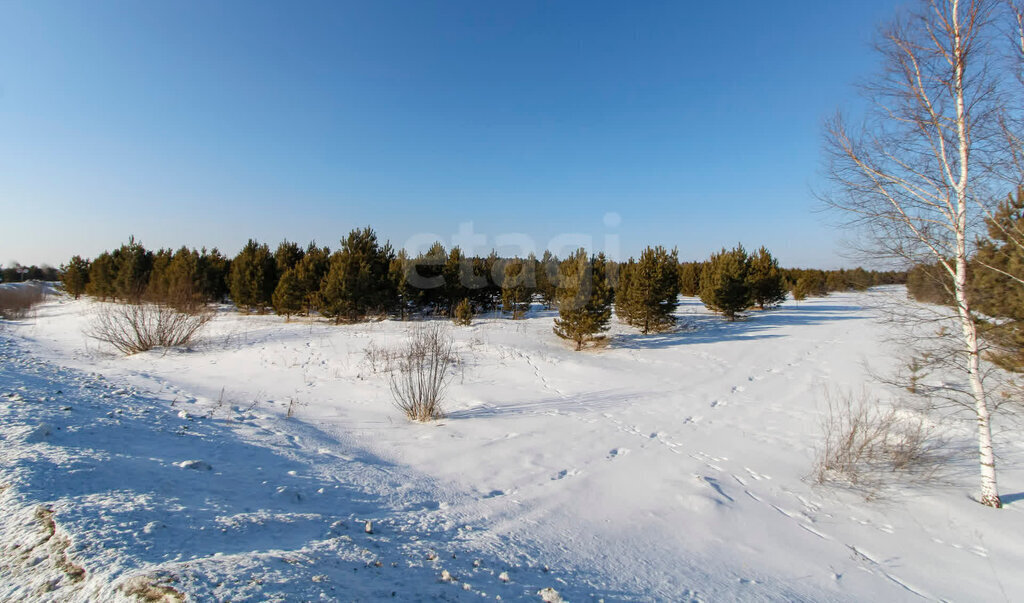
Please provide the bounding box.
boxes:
[2,289,1023,601]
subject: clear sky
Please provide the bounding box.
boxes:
[0,0,900,268]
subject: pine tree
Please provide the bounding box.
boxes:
[478,251,502,313]
[536,250,559,309]
[846,267,872,291]
[389,249,414,320]
[274,240,305,275]
[146,248,173,303]
[410,242,447,314]
[453,298,473,326]
[614,259,635,320]
[969,187,1024,371]
[700,245,752,320]
[501,258,534,319]
[161,247,200,310]
[61,256,90,299]
[444,247,475,316]
[197,247,231,303]
[229,239,277,312]
[114,236,153,302]
[972,187,1024,320]
[789,269,829,300]
[746,246,787,310]
[318,227,395,323]
[272,267,304,320]
[86,252,117,300]
[825,271,848,293]
[553,249,613,350]
[614,246,679,333]
[678,262,702,297]
[291,243,330,315]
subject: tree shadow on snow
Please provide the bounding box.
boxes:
[447,389,637,420]
[1000,492,1024,505]
[613,302,869,350]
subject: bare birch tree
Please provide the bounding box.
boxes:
[823,0,1005,507]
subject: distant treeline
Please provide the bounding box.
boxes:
[0,264,60,283]
[680,263,905,301]
[56,229,905,323]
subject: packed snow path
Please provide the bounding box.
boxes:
[2,290,1023,601]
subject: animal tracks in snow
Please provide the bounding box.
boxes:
[606,448,630,460]
[550,469,580,481]
[928,537,988,558]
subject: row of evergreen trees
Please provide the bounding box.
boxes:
[61,238,232,309]
[60,230,901,348]
[549,243,901,348]
[680,259,904,305]
[60,231,570,322]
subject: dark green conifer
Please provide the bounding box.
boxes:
[536,250,559,309]
[970,187,1024,371]
[165,247,201,310]
[411,242,447,313]
[198,248,231,303]
[678,262,702,297]
[274,240,305,275]
[700,245,752,320]
[615,246,679,333]
[293,243,330,315]
[146,248,173,303]
[229,239,277,312]
[553,249,613,350]
[972,187,1024,320]
[114,236,153,301]
[389,249,414,320]
[444,247,476,316]
[86,252,117,300]
[318,227,395,323]
[61,256,90,299]
[479,251,503,312]
[746,246,787,310]
[501,258,534,319]
[272,267,304,320]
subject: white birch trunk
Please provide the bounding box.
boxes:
[951,0,1001,508]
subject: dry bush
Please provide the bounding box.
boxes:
[86,302,213,355]
[0,283,46,319]
[813,388,947,496]
[388,323,457,422]
[363,341,399,374]
[118,575,185,602]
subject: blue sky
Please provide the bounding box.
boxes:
[0,0,899,268]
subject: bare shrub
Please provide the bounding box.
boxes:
[0,283,47,319]
[286,397,307,418]
[388,323,457,422]
[813,388,947,497]
[86,302,213,355]
[363,341,399,374]
[118,575,185,602]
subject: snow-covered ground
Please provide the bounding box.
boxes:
[2,289,1023,601]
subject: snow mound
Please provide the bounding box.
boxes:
[177,460,212,471]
